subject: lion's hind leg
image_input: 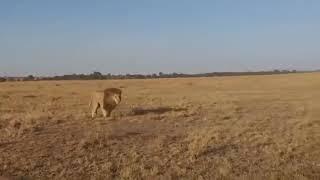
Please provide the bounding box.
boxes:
[91,102,100,118]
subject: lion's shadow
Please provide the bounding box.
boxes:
[129,106,187,116]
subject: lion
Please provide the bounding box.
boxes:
[89,88,122,118]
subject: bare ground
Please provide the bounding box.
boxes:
[0,73,320,179]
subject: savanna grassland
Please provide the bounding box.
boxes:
[0,73,320,180]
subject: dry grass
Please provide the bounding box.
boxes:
[0,73,320,179]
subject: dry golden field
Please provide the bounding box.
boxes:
[0,73,320,179]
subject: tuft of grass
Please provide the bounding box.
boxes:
[187,127,219,159]
[79,128,113,150]
[119,165,142,180]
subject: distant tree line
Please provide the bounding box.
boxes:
[0,69,304,82]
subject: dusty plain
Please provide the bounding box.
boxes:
[0,73,320,179]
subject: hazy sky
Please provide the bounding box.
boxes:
[1,0,320,76]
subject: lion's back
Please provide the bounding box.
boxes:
[91,91,105,103]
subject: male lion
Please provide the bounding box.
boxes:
[89,88,122,118]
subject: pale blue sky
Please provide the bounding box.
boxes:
[1,0,320,76]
